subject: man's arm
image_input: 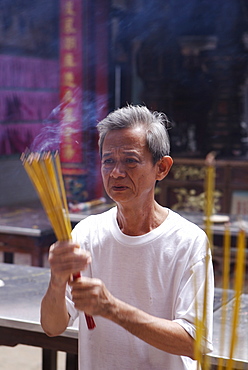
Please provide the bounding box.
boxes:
[40,277,70,336]
[40,242,92,337]
[70,277,195,359]
[106,297,194,358]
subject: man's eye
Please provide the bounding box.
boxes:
[103,158,114,164]
[126,158,137,163]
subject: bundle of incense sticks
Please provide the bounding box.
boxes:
[21,151,96,330]
[217,224,231,370]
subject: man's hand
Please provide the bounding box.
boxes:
[49,241,92,289]
[41,241,92,337]
[70,277,115,317]
[69,277,195,359]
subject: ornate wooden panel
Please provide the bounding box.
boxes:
[156,158,248,214]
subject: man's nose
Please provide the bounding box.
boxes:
[110,162,126,178]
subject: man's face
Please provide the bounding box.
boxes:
[101,126,160,205]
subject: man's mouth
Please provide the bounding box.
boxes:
[112,185,128,191]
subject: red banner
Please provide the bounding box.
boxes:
[94,0,109,198]
[59,0,83,164]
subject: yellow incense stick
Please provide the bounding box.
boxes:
[200,251,211,370]
[54,152,71,235]
[217,223,231,370]
[204,164,215,248]
[196,152,216,370]
[194,242,211,370]
[193,270,202,367]
[226,229,246,370]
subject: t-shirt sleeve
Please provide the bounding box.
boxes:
[173,252,214,354]
[65,219,93,326]
[65,284,79,326]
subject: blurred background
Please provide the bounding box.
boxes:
[0,1,248,368]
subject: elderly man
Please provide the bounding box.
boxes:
[41,105,214,370]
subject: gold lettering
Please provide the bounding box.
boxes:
[64,1,75,16]
[63,18,76,34]
[63,53,77,68]
[65,145,76,160]
[62,72,76,87]
[63,36,77,50]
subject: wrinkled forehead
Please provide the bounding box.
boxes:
[102,126,147,152]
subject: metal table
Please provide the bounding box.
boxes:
[0,204,56,266]
[179,211,248,236]
[0,263,78,370]
[0,203,114,266]
[208,293,248,369]
[69,202,115,224]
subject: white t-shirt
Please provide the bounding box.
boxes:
[66,207,214,370]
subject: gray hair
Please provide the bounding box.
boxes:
[97,105,171,164]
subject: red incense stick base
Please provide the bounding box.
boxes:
[85,313,96,329]
[73,272,96,330]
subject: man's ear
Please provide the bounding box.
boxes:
[156,156,173,181]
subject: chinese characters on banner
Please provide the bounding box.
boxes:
[59,0,109,202]
[59,0,83,164]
